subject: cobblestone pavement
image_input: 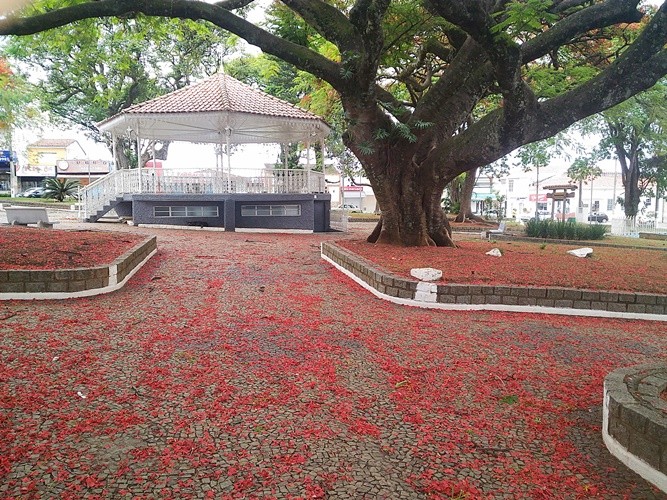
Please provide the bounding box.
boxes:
[1,217,666,499]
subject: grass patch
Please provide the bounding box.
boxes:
[525,219,607,240]
[4,197,74,207]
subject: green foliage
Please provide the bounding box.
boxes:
[567,157,602,184]
[42,177,80,202]
[3,7,237,136]
[572,80,667,216]
[525,219,607,240]
[0,58,40,147]
[499,394,519,405]
[393,122,417,143]
[492,0,558,37]
[514,133,572,173]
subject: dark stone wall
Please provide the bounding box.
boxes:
[130,193,332,232]
[132,195,225,227]
[233,194,314,231]
[114,202,133,218]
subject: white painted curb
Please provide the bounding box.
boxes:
[602,388,667,492]
[0,248,157,301]
[321,253,667,322]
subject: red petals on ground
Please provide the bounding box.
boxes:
[1,226,665,498]
[0,227,144,270]
[338,238,667,294]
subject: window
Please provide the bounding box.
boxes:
[508,180,514,193]
[153,205,218,217]
[241,204,301,217]
[607,199,614,211]
[593,201,600,212]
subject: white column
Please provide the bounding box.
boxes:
[320,138,326,193]
[136,125,142,193]
[306,141,311,193]
[111,132,117,172]
[226,127,232,192]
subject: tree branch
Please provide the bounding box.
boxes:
[0,0,346,89]
[436,26,667,181]
[213,0,256,9]
[280,0,362,54]
[521,0,643,64]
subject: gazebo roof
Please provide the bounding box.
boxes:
[97,73,330,144]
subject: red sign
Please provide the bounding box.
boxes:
[528,194,548,202]
[343,185,364,191]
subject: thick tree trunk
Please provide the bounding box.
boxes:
[140,140,170,167]
[454,167,477,223]
[365,161,455,247]
[618,148,642,218]
[624,174,641,218]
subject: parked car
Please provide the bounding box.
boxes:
[17,187,46,198]
[340,204,362,213]
[587,212,609,223]
[519,210,550,223]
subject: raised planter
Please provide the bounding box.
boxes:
[603,364,667,493]
[321,241,667,321]
[0,235,157,300]
[639,232,667,241]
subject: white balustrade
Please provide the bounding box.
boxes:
[81,167,326,220]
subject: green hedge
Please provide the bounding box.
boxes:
[525,219,607,240]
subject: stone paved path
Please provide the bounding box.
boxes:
[1,220,666,498]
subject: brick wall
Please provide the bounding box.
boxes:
[321,241,667,316]
[604,365,667,491]
[0,235,156,297]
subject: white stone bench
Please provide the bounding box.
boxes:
[484,221,506,239]
[4,207,57,228]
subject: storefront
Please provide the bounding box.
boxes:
[0,150,12,193]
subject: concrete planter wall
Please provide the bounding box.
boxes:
[603,365,667,493]
[0,236,157,300]
[321,241,667,321]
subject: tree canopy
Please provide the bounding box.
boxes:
[571,80,667,218]
[2,0,667,245]
[2,3,239,167]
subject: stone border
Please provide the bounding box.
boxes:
[603,364,667,493]
[0,235,157,300]
[491,233,667,252]
[321,241,667,321]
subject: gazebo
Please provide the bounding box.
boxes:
[82,73,332,232]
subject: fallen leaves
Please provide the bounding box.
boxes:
[339,238,667,294]
[0,226,144,269]
[0,227,665,498]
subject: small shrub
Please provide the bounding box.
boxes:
[525,219,606,240]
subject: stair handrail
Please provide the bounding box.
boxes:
[81,169,140,220]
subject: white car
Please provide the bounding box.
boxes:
[519,210,550,223]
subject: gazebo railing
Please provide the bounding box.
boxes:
[140,168,325,194]
[81,167,325,219]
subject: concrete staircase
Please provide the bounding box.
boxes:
[85,195,131,223]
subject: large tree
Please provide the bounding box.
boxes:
[591,82,667,218]
[2,5,238,168]
[2,1,667,246]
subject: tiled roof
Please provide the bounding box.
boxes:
[28,139,76,148]
[122,73,322,121]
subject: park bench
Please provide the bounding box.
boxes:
[4,206,57,228]
[484,221,506,239]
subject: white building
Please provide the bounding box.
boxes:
[489,164,666,223]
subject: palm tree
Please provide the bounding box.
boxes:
[42,178,80,202]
